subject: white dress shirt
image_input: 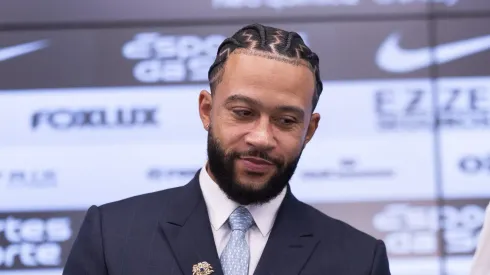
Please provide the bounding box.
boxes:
[199,166,287,275]
[470,201,490,275]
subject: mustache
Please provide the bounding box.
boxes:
[232,149,283,167]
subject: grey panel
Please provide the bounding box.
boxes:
[95,20,430,87]
[0,30,96,90]
[0,0,430,24]
[433,0,490,13]
[0,20,429,89]
[435,17,490,77]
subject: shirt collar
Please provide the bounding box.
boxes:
[199,164,287,237]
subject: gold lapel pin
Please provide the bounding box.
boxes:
[192,261,214,275]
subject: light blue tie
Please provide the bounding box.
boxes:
[220,206,254,275]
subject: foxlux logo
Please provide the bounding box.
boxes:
[31,107,158,130]
[374,84,490,130]
[122,33,226,83]
[373,203,484,256]
[0,216,72,269]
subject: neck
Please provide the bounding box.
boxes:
[205,162,219,185]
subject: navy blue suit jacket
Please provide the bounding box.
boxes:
[63,170,391,275]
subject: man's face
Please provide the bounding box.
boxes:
[199,52,320,205]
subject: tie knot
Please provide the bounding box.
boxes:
[228,206,254,231]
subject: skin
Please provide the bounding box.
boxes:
[198,52,321,193]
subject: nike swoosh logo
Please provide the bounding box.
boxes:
[376,33,490,73]
[0,40,49,62]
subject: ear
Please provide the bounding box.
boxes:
[198,90,212,131]
[304,113,320,145]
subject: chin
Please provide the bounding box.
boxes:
[235,174,272,190]
[240,180,269,191]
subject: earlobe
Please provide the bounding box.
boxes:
[199,90,213,130]
[305,113,320,144]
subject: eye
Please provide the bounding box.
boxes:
[278,117,297,125]
[232,109,253,117]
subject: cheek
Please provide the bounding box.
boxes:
[277,136,305,160]
[213,124,247,150]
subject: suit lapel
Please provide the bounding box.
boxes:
[254,187,320,275]
[158,170,224,275]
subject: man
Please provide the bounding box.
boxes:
[470,201,490,275]
[63,23,391,275]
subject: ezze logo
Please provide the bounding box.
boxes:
[438,86,490,128]
[374,87,432,130]
[0,170,56,188]
[122,32,226,83]
[0,214,73,269]
[374,84,490,130]
[30,107,158,130]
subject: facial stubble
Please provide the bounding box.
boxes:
[206,126,303,205]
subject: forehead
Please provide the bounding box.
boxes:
[217,52,316,109]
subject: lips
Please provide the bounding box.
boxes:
[238,157,274,173]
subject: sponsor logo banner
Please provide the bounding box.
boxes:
[311,76,490,138]
[437,77,490,129]
[146,167,199,182]
[2,77,490,147]
[0,30,96,90]
[311,198,489,258]
[0,170,57,189]
[104,27,310,85]
[121,32,228,84]
[0,210,85,270]
[312,78,434,136]
[291,137,436,202]
[108,21,429,85]
[0,86,207,146]
[0,143,207,210]
[0,0,439,24]
[31,107,159,130]
[1,21,433,89]
[440,131,490,199]
[1,20,489,89]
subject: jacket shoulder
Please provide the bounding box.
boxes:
[300,201,379,245]
[90,186,187,234]
[98,186,184,213]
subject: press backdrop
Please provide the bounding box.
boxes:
[1,1,490,274]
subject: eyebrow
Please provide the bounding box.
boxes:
[224,94,305,119]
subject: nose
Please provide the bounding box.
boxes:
[243,118,276,151]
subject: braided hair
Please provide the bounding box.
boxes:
[208,23,323,111]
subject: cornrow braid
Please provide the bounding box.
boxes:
[208,23,323,111]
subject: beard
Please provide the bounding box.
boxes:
[206,126,303,205]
